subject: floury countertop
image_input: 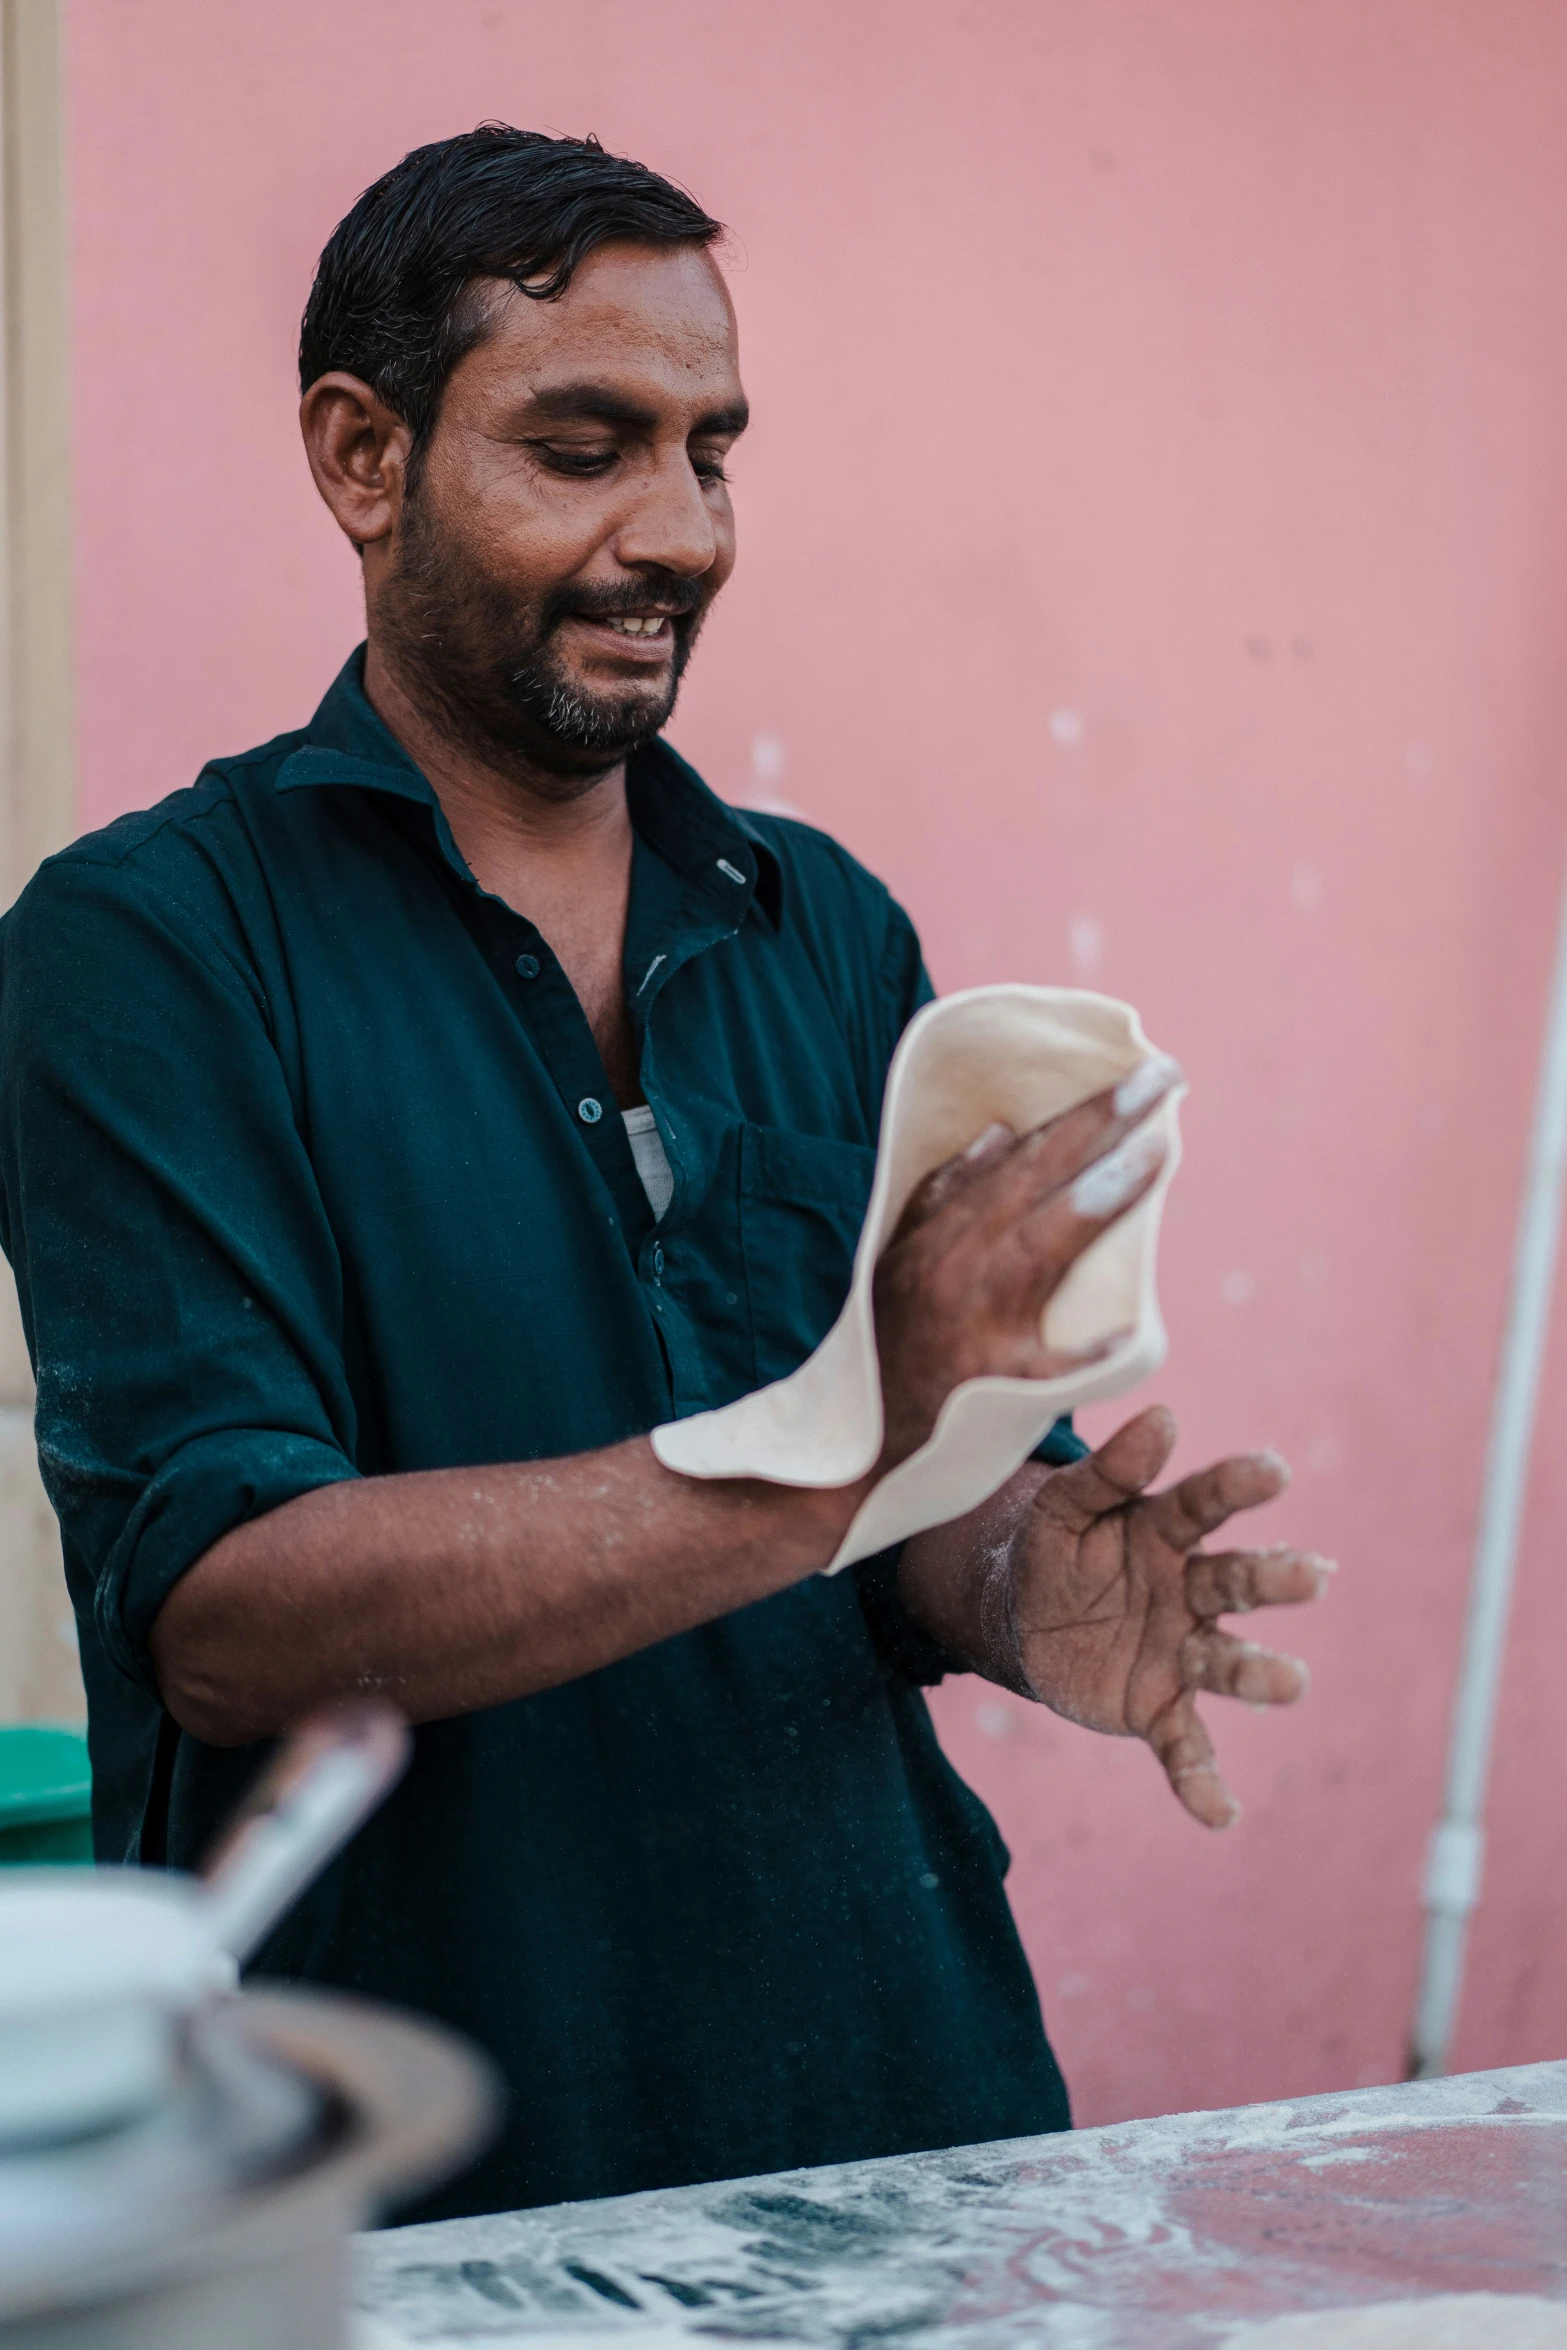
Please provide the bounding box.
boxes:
[353,2060,1567,2348]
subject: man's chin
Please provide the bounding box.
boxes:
[508,669,680,763]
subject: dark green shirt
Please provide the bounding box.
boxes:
[0,651,1075,2218]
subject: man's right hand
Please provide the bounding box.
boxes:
[870,1053,1181,1471]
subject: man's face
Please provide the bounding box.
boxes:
[372,241,747,787]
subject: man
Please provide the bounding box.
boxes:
[0,128,1328,2219]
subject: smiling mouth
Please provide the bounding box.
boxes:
[596,613,674,639]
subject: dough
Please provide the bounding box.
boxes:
[652,984,1183,1571]
[1223,2296,1567,2348]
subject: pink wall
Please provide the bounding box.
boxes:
[65,0,1567,2125]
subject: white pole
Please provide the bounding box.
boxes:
[1409,854,1567,2078]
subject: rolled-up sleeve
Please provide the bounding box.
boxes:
[0,846,360,1696]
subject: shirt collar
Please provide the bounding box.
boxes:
[626,741,783,931]
[276,645,783,931]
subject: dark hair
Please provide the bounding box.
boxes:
[298,125,722,448]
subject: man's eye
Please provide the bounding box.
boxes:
[693,456,731,486]
[535,444,617,477]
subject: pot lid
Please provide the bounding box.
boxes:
[0,1870,220,2018]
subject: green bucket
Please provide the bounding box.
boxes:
[0,1723,92,1864]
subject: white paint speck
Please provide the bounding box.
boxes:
[751,733,786,782]
[1058,1973,1090,2000]
[1049,707,1085,747]
[1069,915,1103,976]
[1290,863,1323,912]
[1221,1270,1255,1305]
[746,732,804,817]
[1406,741,1432,779]
[975,1701,1019,1741]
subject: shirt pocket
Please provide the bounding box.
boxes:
[738,1124,878,1389]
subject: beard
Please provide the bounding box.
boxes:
[375,485,708,790]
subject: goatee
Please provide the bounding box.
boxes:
[377,489,706,788]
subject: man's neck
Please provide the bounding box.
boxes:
[362,638,632,899]
[363,639,643,1105]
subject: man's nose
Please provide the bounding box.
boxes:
[611,446,719,579]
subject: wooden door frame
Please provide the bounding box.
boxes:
[0,0,79,1723]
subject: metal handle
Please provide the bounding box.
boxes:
[200,1700,411,1966]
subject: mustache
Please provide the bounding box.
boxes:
[542,573,706,629]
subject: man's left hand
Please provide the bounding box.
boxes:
[952,1405,1333,1827]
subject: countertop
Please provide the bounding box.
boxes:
[354,2058,1567,2347]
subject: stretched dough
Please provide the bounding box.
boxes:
[652,985,1183,1572]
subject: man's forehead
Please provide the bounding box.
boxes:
[471,245,741,409]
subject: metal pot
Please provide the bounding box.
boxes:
[0,1983,496,2348]
[0,1705,498,2346]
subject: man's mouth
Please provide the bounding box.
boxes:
[599,613,673,639]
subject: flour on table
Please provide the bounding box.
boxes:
[1224,2294,1567,2348]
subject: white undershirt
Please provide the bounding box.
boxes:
[622,1103,675,1222]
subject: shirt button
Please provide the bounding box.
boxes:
[515,953,540,979]
[652,1246,665,1278]
[578,1097,603,1125]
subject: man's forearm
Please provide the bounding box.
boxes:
[149,1064,1173,1749]
[896,1462,1052,1693]
[149,1439,867,1747]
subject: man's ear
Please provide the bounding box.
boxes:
[300,372,414,549]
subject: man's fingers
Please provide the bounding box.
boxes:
[981,1055,1182,1243]
[1185,1545,1336,1618]
[891,1055,1181,1256]
[1147,1449,1291,1553]
[1145,1692,1239,1830]
[1033,1404,1179,1533]
[1004,1125,1167,1312]
[1179,1626,1309,1707]
[891,1121,1016,1237]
